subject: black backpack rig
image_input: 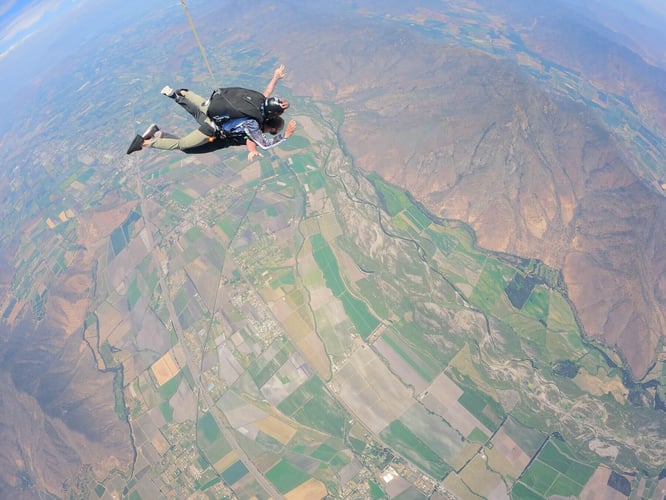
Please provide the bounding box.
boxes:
[206,87,266,128]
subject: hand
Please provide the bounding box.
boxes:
[273,64,286,80]
[284,120,297,138]
[248,150,264,161]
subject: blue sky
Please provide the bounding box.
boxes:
[0,0,73,60]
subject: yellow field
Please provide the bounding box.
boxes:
[282,310,330,379]
[575,367,627,403]
[213,450,239,475]
[151,350,180,386]
[459,454,506,498]
[152,431,171,456]
[254,416,297,445]
[285,478,327,500]
[440,471,476,499]
[450,442,479,471]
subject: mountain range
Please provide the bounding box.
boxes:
[227,0,666,381]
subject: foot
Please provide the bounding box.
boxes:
[141,123,159,139]
[126,134,144,154]
[161,85,175,98]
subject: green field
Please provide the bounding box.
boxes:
[457,386,504,431]
[380,420,450,478]
[127,276,141,310]
[513,439,596,498]
[380,330,437,382]
[469,258,514,311]
[197,412,232,464]
[171,189,195,206]
[198,411,220,443]
[307,444,333,462]
[310,233,379,338]
[369,480,386,499]
[292,388,347,439]
[265,459,310,494]
[221,460,249,485]
[367,172,412,216]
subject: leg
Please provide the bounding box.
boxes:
[175,90,209,126]
[148,127,212,151]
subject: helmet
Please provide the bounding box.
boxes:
[263,97,288,118]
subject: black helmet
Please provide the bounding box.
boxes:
[263,97,287,118]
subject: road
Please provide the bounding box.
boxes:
[133,161,282,499]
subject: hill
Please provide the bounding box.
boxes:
[230,1,666,380]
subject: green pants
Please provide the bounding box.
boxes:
[149,90,215,150]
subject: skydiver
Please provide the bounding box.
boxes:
[126,64,296,160]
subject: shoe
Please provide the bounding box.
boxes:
[161,85,175,98]
[126,134,144,154]
[142,123,159,139]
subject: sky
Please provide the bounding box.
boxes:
[3,0,665,63]
[0,0,70,60]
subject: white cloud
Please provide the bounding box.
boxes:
[0,0,19,18]
[0,0,66,55]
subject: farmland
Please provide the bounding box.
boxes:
[82,86,666,500]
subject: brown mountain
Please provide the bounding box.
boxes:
[219,4,666,380]
[0,195,135,497]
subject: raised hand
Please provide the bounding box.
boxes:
[285,120,297,138]
[273,64,287,80]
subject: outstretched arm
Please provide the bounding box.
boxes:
[246,139,263,161]
[243,119,297,150]
[263,64,286,97]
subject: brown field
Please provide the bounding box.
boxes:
[373,337,429,394]
[260,283,285,304]
[62,272,90,294]
[422,371,491,438]
[440,472,476,499]
[254,415,297,445]
[46,293,90,337]
[307,187,327,213]
[284,478,327,500]
[282,308,313,343]
[449,442,480,471]
[459,454,506,498]
[150,350,180,386]
[170,343,189,368]
[184,256,219,311]
[265,288,294,322]
[295,116,325,142]
[96,301,131,345]
[282,310,330,379]
[79,200,138,245]
[237,161,261,184]
[308,285,334,311]
[318,212,343,241]
[333,246,366,284]
[579,466,630,500]
[4,299,25,325]
[151,431,171,456]
[299,218,320,238]
[334,345,413,434]
[296,254,320,290]
[655,477,666,499]
[486,427,531,478]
